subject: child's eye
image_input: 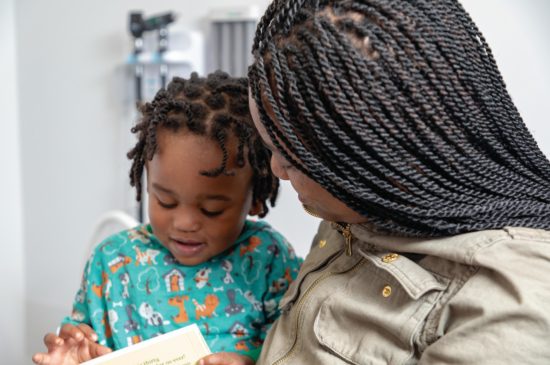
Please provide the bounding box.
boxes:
[157,199,177,209]
[201,209,223,217]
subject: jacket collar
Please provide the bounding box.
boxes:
[349,223,512,265]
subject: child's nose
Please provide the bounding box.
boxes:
[173,209,200,232]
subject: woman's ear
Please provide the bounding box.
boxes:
[248,200,263,217]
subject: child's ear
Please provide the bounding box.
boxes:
[248,201,263,217]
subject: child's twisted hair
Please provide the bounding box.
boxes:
[128,71,279,217]
[249,0,550,235]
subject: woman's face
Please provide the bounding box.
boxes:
[249,92,367,224]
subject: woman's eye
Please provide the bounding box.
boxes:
[275,154,294,170]
[157,199,177,209]
[280,161,295,171]
[201,209,223,217]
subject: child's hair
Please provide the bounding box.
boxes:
[249,0,550,235]
[128,70,279,217]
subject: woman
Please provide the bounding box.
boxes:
[240,0,550,364]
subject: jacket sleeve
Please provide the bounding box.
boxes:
[419,235,550,364]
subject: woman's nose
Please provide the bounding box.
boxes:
[271,155,289,180]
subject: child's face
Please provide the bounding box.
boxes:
[146,129,259,266]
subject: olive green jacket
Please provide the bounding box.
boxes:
[257,221,550,364]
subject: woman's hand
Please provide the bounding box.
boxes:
[32,323,112,365]
[199,352,255,365]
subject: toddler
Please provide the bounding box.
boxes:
[32,71,302,365]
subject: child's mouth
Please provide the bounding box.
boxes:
[170,238,205,257]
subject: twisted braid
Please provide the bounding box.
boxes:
[128,71,279,217]
[253,0,311,53]
[249,0,550,235]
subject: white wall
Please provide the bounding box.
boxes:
[15,0,275,360]
[6,0,550,362]
[0,0,25,363]
[461,0,550,157]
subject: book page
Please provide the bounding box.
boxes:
[82,324,211,365]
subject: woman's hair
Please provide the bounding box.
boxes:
[249,0,550,235]
[128,70,279,217]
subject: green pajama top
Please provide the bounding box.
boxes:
[62,220,302,361]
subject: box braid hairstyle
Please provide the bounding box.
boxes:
[128,70,279,217]
[249,0,550,236]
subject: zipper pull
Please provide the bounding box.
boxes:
[342,224,353,256]
[331,222,354,256]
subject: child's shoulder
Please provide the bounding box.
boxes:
[240,219,297,256]
[91,224,154,256]
[242,219,284,240]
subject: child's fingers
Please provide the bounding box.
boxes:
[199,354,222,365]
[89,343,113,358]
[77,323,99,342]
[31,352,51,365]
[59,323,85,342]
[43,333,64,350]
[31,352,44,364]
[199,352,254,365]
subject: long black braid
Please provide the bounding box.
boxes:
[249,0,550,236]
[128,70,279,217]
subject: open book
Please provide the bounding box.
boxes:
[82,324,211,365]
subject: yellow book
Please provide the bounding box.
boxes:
[82,324,211,365]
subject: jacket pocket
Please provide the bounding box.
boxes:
[313,249,449,365]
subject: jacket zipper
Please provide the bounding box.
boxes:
[301,206,354,256]
[332,222,353,256]
[272,258,365,365]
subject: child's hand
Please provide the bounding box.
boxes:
[199,352,255,365]
[32,323,112,365]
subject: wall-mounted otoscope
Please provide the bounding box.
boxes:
[129,12,176,91]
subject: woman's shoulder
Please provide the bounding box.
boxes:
[471,227,550,260]
[424,227,550,362]
[470,226,550,277]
